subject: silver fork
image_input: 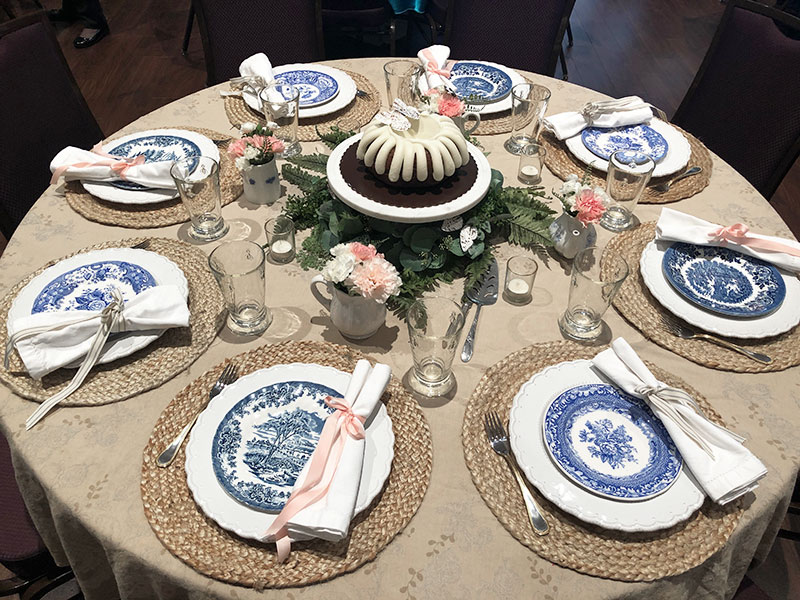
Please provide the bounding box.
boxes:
[131,240,150,250]
[156,364,239,467]
[659,313,772,364]
[484,411,549,536]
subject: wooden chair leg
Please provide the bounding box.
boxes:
[181,3,195,56]
[566,20,574,47]
[559,47,568,81]
[389,19,396,57]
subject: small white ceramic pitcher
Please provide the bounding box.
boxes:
[310,274,386,339]
[451,111,481,136]
[242,159,280,205]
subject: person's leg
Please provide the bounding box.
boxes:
[47,0,78,23]
[72,0,109,49]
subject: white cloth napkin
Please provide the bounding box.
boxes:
[592,338,767,505]
[239,52,287,105]
[279,359,391,542]
[417,44,456,92]
[656,208,800,274]
[8,285,190,380]
[50,146,176,189]
[542,95,655,141]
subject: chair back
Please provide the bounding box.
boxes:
[0,12,103,241]
[321,0,390,28]
[443,0,575,77]
[193,0,324,85]
[673,0,800,198]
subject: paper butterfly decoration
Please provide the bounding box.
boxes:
[459,225,479,252]
[375,98,421,132]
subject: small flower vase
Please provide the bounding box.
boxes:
[242,159,280,206]
[548,211,597,260]
[310,274,387,339]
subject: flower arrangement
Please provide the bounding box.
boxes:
[227,123,284,171]
[422,88,465,118]
[554,173,611,226]
[320,242,402,304]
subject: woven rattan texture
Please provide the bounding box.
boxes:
[462,340,743,581]
[540,127,713,203]
[608,223,800,372]
[141,340,432,589]
[65,128,242,229]
[224,71,381,141]
[0,237,224,405]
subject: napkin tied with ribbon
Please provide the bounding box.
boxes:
[592,338,767,504]
[238,53,288,107]
[417,44,456,92]
[656,208,800,273]
[49,145,176,189]
[542,96,658,141]
[262,359,391,561]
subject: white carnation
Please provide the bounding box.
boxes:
[235,156,249,171]
[240,122,257,134]
[321,253,356,283]
[243,146,260,160]
[329,243,351,257]
[560,174,582,198]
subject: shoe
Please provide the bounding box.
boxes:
[73,26,109,49]
[47,8,77,23]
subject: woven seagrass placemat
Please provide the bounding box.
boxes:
[608,222,800,372]
[224,71,381,141]
[141,340,432,588]
[462,340,743,582]
[65,127,242,229]
[0,237,224,406]
[540,127,713,203]
[470,76,537,136]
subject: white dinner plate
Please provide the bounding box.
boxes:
[8,249,188,367]
[564,119,691,178]
[185,363,394,542]
[242,64,357,119]
[81,129,220,205]
[640,239,800,339]
[509,360,705,532]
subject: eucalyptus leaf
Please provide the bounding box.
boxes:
[410,226,439,253]
[428,247,447,270]
[320,230,339,251]
[402,225,421,247]
[399,248,430,272]
[467,241,485,259]
[339,215,364,238]
[328,212,341,236]
[490,168,504,190]
[368,217,401,236]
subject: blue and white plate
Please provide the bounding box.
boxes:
[450,61,514,102]
[275,69,339,107]
[106,134,202,191]
[662,243,786,318]
[543,383,682,501]
[581,124,669,162]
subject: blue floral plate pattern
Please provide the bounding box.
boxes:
[450,61,513,102]
[543,383,682,501]
[581,124,668,162]
[106,134,202,190]
[275,69,339,107]
[211,380,341,512]
[662,243,786,318]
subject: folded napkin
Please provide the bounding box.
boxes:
[656,208,800,274]
[542,96,656,141]
[49,146,176,189]
[417,44,456,92]
[263,359,391,561]
[592,338,767,504]
[239,53,287,105]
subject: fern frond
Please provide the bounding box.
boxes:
[286,153,329,174]
[281,164,322,194]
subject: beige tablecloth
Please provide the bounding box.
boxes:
[1,58,798,600]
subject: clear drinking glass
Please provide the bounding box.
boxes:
[517,142,546,185]
[259,83,301,158]
[503,256,538,305]
[601,150,656,232]
[264,215,295,264]
[170,156,229,241]
[406,296,465,397]
[383,60,423,107]
[208,241,271,336]
[505,83,551,155]
[558,246,629,341]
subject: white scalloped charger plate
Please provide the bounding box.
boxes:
[326,134,492,224]
[8,248,189,367]
[640,240,800,339]
[565,119,691,178]
[509,359,705,532]
[185,363,394,542]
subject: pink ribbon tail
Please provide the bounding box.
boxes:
[710,224,800,257]
[50,150,146,185]
[263,395,365,562]
[420,49,452,79]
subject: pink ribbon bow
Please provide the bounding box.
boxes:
[420,48,453,79]
[263,395,366,562]
[709,223,800,257]
[50,144,147,185]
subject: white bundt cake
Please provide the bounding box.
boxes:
[356,113,470,188]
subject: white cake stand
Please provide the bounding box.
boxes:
[326,134,492,224]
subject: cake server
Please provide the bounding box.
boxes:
[461,259,499,362]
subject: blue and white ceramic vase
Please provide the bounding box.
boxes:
[242,159,280,205]
[548,211,597,260]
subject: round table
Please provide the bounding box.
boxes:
[1,58,798,600]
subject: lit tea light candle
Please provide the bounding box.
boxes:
[518,164,542,185]
[270,239,294,262]
[521,165,539,178]
[507,277,530,296]
[504,255,537,305]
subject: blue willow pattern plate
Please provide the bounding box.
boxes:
[106,134,202,190]
[662,243,786,318]
[450,62,513,102]
[581,124,668,162]
[31,261,157,314]
[211,381,341,512]
[543,383,682,501]
[275,69,339,107]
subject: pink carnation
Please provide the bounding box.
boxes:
[574,189,607,225]
[227,138,247,157]
[438,94,465,118]
[347,257,402,303]
[266,135,285,154]
[349,242,378,262]
[249,135,266,150]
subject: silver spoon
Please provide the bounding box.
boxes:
[653,166,702,192]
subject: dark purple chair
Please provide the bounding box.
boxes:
[672,0,800,199]
[321,0,398,55]
[436,0,575,77]
[0,12,103,241]
[193,0,324,86]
